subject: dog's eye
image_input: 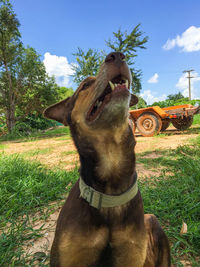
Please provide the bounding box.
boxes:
[81,82,90,91]
[81,80,95,91]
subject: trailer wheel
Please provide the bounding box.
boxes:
[136,112,162,137]
[172,116,193,130]
[161,120,170,131]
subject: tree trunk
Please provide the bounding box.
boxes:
[3,53,16,133]
[6,103,16,133]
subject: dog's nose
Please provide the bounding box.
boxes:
[105,52,125,63]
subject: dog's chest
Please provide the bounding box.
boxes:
[104,225,148,267]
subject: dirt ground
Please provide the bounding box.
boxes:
[1,125,199,171]
[1,125,199,265]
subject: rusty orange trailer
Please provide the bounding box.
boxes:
[129,104,200,137]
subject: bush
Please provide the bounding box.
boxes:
[151,98,200,108]
[21,114,57,131]
[0,114,58,140]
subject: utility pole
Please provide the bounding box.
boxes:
[183,69,194,100]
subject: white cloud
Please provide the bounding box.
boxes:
[140,90,167,105]
[176,71,200,99]
[163,26,200,52]
[148,73,159,84]
[43,52,75,87]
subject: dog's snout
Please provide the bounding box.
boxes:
[105,52,125,63]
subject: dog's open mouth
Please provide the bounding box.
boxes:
[86,75,129,122]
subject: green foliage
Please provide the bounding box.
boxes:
[151,97,200,108]
[0,0,22,133]
[167,92,184,101]
[106,24,148,93]
[21,114,57,130]
[0,0,21,63]
[72,25,148,94]
[14,47,60,117]
[72,48,104,84]
[57,86,74,100]
[8,114,58,138]
[151,91,200,108]
[0,1,60,134]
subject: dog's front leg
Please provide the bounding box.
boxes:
[144,214,171,267]
[111,226,148,267]
[53,227,109,267]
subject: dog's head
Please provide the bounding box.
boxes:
[44,52,138,134]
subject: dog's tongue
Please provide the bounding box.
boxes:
[114,83,127,91]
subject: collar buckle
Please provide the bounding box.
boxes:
[82,187,92,202]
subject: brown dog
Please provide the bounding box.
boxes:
[44,52,171,267]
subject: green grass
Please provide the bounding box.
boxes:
[193,114,200,125]
[0,143,7,150]
[137,137,200,266]
[61,150,77,156]
[22,147,53,156]
[0,126,70,142]
[0,154,78,266]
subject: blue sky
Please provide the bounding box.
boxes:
[12,0,200,104]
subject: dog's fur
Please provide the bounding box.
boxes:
[44,52,171,267]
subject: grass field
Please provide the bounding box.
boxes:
[137,136,200,266]
[0,121,200,266]
[0,154,78,266]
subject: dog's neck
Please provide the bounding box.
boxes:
[71,121,136,195]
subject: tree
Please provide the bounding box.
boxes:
[0,1,59,133]
[167,92,184,101]
[13,47,59,120]
[72,25,148,94]
[106,25,148,94]
[57,86,74,100]
[0,0,22,132]
[72,48,104,84]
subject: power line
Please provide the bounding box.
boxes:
[183,69,195,100]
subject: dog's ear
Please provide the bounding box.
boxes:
[130,94,138,107]
[44,97,71,125]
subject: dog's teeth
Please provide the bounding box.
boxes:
[125,80,129,88]
[109,81,115,91]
